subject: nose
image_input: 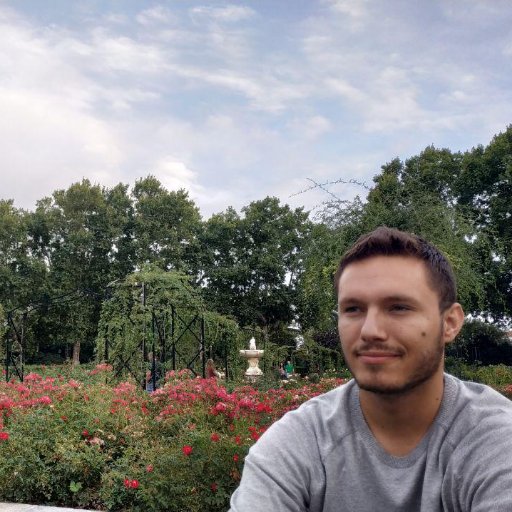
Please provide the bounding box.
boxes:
[360,307,387,342]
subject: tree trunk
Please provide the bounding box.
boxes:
[72,341,81,365]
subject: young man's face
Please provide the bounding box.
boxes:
[337,255,461,395]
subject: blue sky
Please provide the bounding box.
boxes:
[1,0,511,218]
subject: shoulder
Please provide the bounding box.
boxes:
[442,374,512,468]
[445,374,512,423]
[442,375,512,510]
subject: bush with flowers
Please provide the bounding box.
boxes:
[0,364,346,511]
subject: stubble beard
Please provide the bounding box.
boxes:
[344,330,445,397]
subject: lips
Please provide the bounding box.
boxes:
[356,350,403,364]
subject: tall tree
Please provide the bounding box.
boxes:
[131,176,202,273]
[200,197,311,340]
[31,180,123,362]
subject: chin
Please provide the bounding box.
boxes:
[355,369,440,396]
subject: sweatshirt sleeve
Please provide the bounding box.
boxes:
[229,406,326,512]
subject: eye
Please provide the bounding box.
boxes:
[340,305,360,315]
[390,304,411,312]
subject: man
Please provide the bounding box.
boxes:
[285,359,294,377]
[229,226,512,511]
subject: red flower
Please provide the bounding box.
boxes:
[124,478,139,489]
[210,433,220,442]
[234,435,242,445]
[0,432,9,441]
[256,402,271,413]
[82,429,90,438]
[210,482,218,493]
[233,454,239,463]
[182,445,193,456]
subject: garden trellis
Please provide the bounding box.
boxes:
[96,266,243,388]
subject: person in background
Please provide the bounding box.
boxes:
[284,360,294,377]
[206,358,222,379]
[145,352,162,392]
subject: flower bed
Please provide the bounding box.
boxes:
[0,366,345,511]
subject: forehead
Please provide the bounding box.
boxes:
[338,255,435,300]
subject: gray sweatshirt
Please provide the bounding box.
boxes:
[229,374,512,511]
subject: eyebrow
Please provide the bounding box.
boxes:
[338,294,421,306]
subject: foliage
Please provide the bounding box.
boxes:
[445,359,512,389]
[199,197,312,341]
[446,319,512,365]
[131,176,202,273]
[0,366,345,511]
[96,266,243,382]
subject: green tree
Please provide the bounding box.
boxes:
[453,126,512,319]
[131,176,202,273]
[30,180,125,362]
[200,197,311,342]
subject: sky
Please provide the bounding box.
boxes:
[1,0,511,219]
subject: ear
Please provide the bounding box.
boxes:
[442,303,465,345]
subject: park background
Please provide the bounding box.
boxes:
[1,1,512,510]
[1,125,512,511]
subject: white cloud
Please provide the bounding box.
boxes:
[325,0,369,18]
[136,6,175,26]
[0,87,124,206]
[89,31,168,74]
[325,78,365,103]
[153,158,200,192]
[189,5,256,23]
[288,115,332,140]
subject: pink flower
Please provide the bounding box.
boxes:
[213,402,227,414]
[146,464,154,473]
[182,445,193,456]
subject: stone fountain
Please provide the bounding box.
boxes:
[240,337,264,381]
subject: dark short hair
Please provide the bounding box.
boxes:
[334,226,457,311]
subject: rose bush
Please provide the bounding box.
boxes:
[0,365,345,511]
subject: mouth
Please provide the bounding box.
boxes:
[356,351,402,364]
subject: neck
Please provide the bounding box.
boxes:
[358,372,445,456]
